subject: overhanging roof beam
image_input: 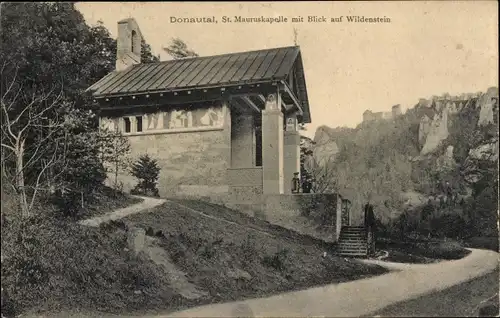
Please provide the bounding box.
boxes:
[279,80,303,116]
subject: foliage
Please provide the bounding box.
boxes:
[261,248,290,272]
[299,135,314,188]
[163,37,198,59]
[0,2,156,217]
[141,40,160,63]
[130,154,161,197]
[240,234,259,267]
[320,119,417,217]
[98,128,131,191]
[310,93,498,229]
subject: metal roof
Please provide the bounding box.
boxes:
[88,46,301,97]
[88,45,311,123]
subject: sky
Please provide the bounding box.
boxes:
[77,1,498,139]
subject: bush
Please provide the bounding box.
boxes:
[262,248,290,272]
[1,214,176,316]
[429,213,469,239]
[130,154,161,197]
[416,240,470,260]
[240,234,258,267]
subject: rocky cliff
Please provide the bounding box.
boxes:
[311,126,339,165]
[306,87,498,226]
[417,87,498,156]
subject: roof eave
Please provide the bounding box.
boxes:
[91,77,287,99]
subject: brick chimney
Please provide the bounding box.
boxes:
[116,18,143,71]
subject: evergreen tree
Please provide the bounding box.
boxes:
[131,154,161,197]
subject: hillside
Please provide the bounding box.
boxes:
[306,87,498,238]
[121,199,388,313]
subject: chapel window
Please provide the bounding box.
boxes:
[124,117,131,133]
[136,116,143,132]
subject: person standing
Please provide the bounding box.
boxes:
[364,201,376,257]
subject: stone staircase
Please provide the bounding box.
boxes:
[335,226,368,258]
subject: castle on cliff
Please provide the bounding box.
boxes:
[362,104,402,122]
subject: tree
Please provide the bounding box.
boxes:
[163,38,198,59]
[98,128,131,191]
[307,156,339,193]
[1,3,157,216]
[130,154,161,197]
[1,79,69,217]
[299,135,314,181]
[141,39,160,63]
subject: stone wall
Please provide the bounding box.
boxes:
[226,167,264,217]
[262,193,342,243]
[108,104,231,198]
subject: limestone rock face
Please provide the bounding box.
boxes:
[420,108,449,155]
[312,127,339,166]
[478,87,499,126]
[445,101,459,115]
[418,115,432,146]
[462,138,498,184]
[436,145,456,173]
[468,138,499,161]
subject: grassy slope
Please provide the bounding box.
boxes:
[0,185,143,222]
[123,200,390,310]
[1,187,153,318]
[1,217,186,317]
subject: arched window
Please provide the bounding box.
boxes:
[131,30,137,53]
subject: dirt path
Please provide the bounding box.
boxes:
[79,196,165,227]
[152,248,498,317]
[143,236,208,300]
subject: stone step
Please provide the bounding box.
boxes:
[341,232,366,236]
[339,234,366,239]
[340,232,366,236]
[339,234,366,237]
[338,243,367,248]
[337,247,368,253]
[339,239,367,244]
[336,251,368,257]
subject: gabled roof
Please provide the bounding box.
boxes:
[87,46,312,123]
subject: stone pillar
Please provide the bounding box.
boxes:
[127,227,145,255]
[283,113,300,193]
[262,93,284,194]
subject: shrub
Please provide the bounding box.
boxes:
[240,234,258,267]
[145,226,155,236]
[429,213,469,239]
[130,154,161,197]
[416,240,470,260]
[199,238,224,259]
[262,248,290,272]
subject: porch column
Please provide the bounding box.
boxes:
[262,93,284,194]
[283,113,301,193]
